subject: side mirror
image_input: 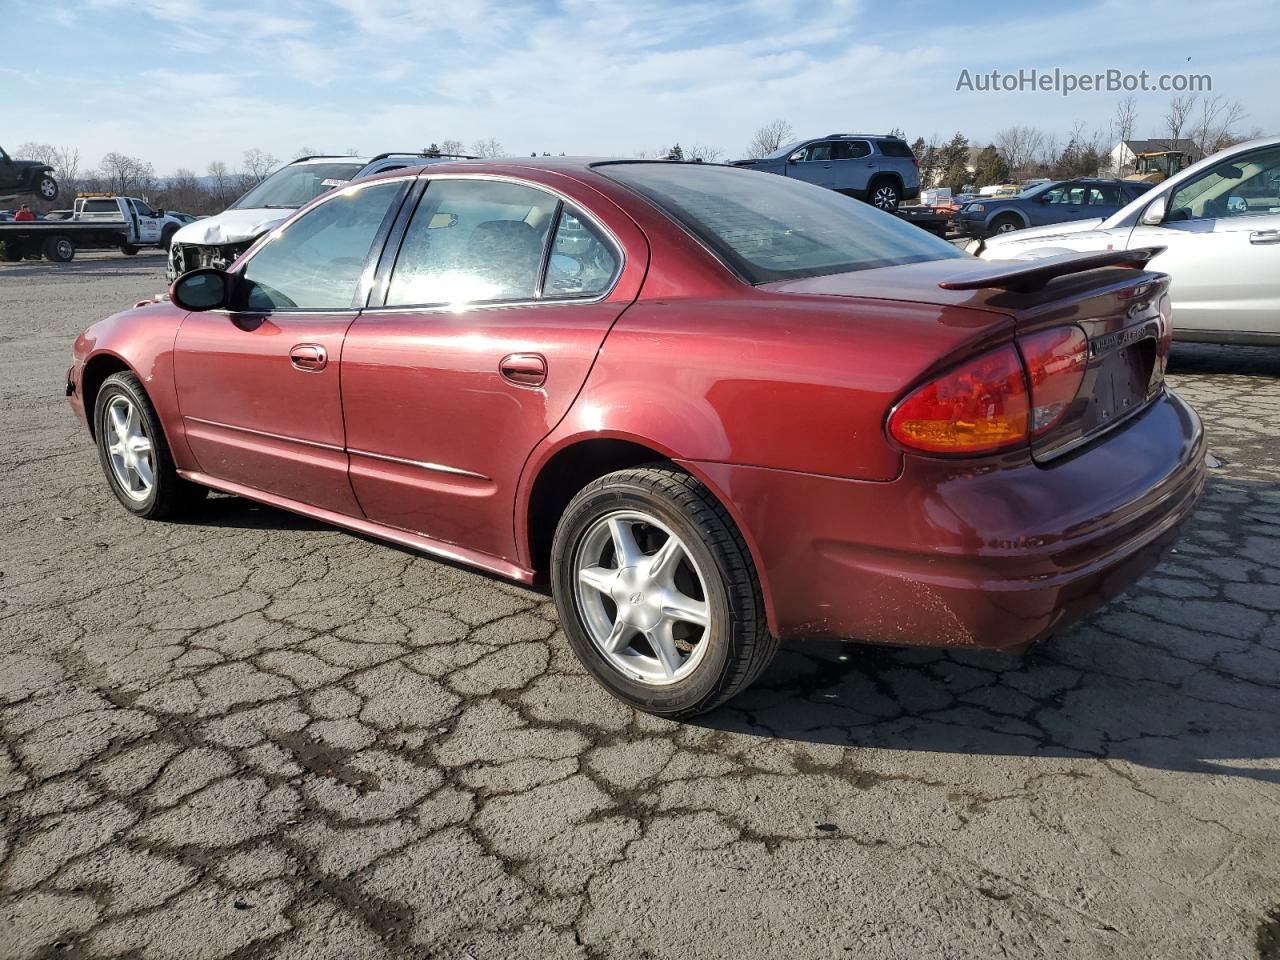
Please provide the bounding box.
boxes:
[1140,195,1168,226]
[1227,195,1248,214]
[788,153,802,164]
[170,268,229,311]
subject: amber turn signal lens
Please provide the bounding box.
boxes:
[889,345,1030,454]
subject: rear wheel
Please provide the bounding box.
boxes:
[119,244,139,256]
[869,179,901,211]
[93,371,206,519]
[1,241,21,262]
[43,235,74,262]
[991,214,1022,234]
[551,465,775,718]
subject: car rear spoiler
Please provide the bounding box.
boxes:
[939,247,1166,292]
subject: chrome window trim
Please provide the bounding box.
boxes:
[374,172,626,311]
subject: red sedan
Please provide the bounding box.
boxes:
[67,159,1205,718]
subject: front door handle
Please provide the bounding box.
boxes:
[1250,229,1280,244]
[500,353,547,387]
[289,343,327,372]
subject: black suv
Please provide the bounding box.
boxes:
[0,146,59,202]
[732,134,920,210]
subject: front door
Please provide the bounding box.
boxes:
[174,178,407,514]
[1125,144,1280,337]
[129,200,164,244]
[342,176,639,563]
[788,141,837,188]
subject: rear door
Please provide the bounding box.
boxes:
[341,175,644,563]
[173,178,408,514]
[1125,144,1280,337]
[831,140,875,196]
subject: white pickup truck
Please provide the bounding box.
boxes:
[0,194,186,263]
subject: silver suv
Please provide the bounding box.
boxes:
[166,151,471,281]
[731,134,920,210]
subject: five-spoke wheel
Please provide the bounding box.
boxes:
[103,395,155,501]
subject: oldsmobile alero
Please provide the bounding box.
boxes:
[67,158,1206,718]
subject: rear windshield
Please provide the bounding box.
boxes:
[230,161,365,210]
[601,162,964,283]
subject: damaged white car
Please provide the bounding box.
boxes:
[973,136,1280,346]
[166,151,471,281]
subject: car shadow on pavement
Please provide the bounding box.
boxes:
[1169,342,1280,378]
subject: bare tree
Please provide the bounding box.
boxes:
[15,142,58,167]
[242,148,280,183]
[994,126,1045,180]
[1110,95,1139,145]
[52,145,81,190]
[685,144,724,163]
[1190,96,1246,158]
[293,146,318,159]
[439,139,466,156]
[99,152,155,195]
[745,120,794,159]
[469,138,504,158]
[1164,94,1197,146]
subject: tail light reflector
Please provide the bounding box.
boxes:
[888,345,1029,453]
[1018,325,1089,435]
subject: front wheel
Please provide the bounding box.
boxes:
[119,244,139,256]
[991,214,1022,235]
[36,175,59,201]
[551,465,775,718]
[93,371,207,519]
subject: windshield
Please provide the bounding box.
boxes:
[763,140,805,161]
[1018,182,1054,198]
[602,162,965,283]
[230,161,364,210]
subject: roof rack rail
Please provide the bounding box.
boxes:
[825,132,900,139]
[367,150,479,163]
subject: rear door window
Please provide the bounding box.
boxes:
[543,209,619,298]
[834,141,872,160]
[386,179,559,306]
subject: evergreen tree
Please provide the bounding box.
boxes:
[972,144,1010,186]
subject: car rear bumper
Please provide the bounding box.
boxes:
[691,389,1206,653]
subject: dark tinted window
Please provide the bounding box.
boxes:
[835,141,872,160]
[235,180,403,310]
[82,199,118,214]
[602,162,964,283]
[878,140,914,158]
[386,179,558,306]
[544,209,619,297]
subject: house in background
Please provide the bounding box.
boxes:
[1109,138,1203,174]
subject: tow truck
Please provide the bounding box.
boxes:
[0,194,185,263]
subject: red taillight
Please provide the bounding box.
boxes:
[888,345,1029,454]
[911,156,920,168]
[1018,325,1089,436]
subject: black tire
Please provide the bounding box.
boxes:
[990,214,1023,235]
[93,371,207,520]
[1,241,21,263]
[119,244,139,256]
[42,235,74,262]
[160,225,178,251]
[868,178,901,212]
[36,175,59,202]
[550,464,775,719]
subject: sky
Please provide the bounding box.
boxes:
[2,0,1277,175]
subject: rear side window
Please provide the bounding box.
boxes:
[386,179,558,306]
[835,141,872,160]
[878,140,914,158]
[601,162,963,283]
[235,180,404,311]
[544,210,619,298]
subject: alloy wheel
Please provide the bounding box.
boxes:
[39,178,57,199]
[104,395,155,501]
[573,510,711,685]
[873,185,899,210]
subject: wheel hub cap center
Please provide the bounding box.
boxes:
[610,566,662,631]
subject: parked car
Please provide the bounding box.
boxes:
[731,134,920,210]
[167,211,198,225]
[976,137,1280,346]
[166,151,473,281]
[68,159,1204,717]
[0,145,59,202]
[956,178,1154,238]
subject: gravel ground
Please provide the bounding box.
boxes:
[2,251,1278,960]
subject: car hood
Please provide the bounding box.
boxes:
[979,216,1109,248]
[171,208,292,246]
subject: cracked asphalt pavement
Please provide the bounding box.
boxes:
[2,251,1279,959]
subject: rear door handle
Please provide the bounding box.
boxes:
[289,343,327,372]
[500,353,547,387]
[1250,229,1280,244]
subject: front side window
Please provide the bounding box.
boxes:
[602,162,964,284]
[386,179,558,306]
[795,142,834,162]
[132,200,156,217]
[1167,147,1280,221]
[234,180,403,311]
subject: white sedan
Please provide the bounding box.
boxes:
[972,137,1280,346]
